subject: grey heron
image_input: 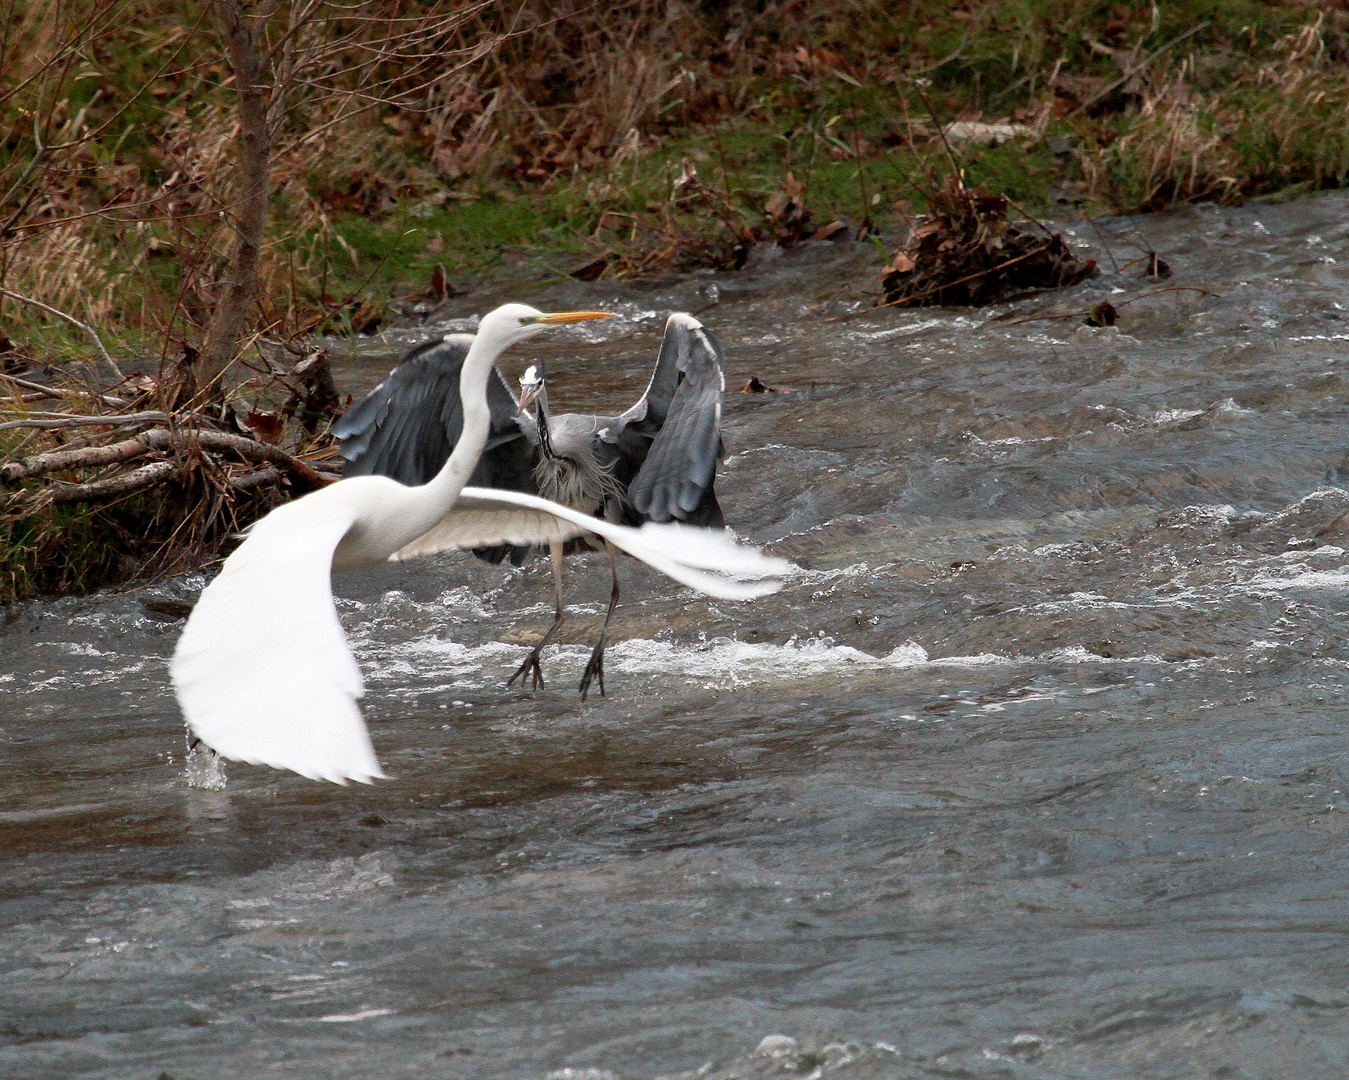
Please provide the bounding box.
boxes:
[172,304,787,785]
[334,312,726,699]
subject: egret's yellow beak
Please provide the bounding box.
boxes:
[524,310,615,324]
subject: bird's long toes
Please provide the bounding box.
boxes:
[578,645,606,701]
[507,650,546,692]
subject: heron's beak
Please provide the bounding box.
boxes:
[517,380,544,415]
[524,310,615,324]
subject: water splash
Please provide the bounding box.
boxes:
[184,737,228,790]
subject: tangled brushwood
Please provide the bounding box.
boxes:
[880,176,1097,308]
[0,358,344,601]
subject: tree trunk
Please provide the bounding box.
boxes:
[193,0,274,399]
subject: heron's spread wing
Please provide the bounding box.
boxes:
[170,497,383,785]
[617,312,693,430]
[334,334,531,488]
[624,314,726,522]
[395,486,792,601]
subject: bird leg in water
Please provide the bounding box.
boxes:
[507,541,566,691]
[579,541,621,701]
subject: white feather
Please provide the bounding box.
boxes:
[394,486,791,600]
[170,496,383,785]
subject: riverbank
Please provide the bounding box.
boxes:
[4,1,1349,600]
[7,3,1349,350]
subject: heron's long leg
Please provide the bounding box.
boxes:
[507,541,566,691]
[579,540,620,701]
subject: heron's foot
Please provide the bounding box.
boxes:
[507,646,547,692]
[578,640,606,701]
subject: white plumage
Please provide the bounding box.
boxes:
[393,486,787,599]
[171,495,378,784]
[170,304,792,785]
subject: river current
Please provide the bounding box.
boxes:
[5,195,1349,1078]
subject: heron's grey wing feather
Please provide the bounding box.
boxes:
[335,335,530,488]
[170,494,383,785]
[626,315,726,522]
[335,337,465,485]
[614,312,704,430]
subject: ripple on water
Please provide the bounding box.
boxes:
[10,195,1349,1079]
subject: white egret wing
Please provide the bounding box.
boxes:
[394,486,793,600]
[171,497,384,785]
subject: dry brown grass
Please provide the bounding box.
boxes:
[1084,15,1349,208]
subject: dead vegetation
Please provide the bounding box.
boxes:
[880,174,1096,308]
[572,167,847,279]
[0,0,490,600]
[0,349,346,598]
[6,1,1349,599]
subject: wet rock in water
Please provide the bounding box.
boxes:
[1086,300,1118,326]
[137,574,207,621]
[881,174,1096,307]
[570,252,614,281]
[754,1034,798,1057]
[1007,1032,1046,1059]
[1240,487,1349,551]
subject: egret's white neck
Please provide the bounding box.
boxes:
[395,327,506,540]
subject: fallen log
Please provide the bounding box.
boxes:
[46,461,180,505]
[0,432,158,481]
[1,427,335,489]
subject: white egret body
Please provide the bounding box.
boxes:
[171,304,791,785]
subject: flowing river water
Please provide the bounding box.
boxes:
[6,195,1349,1079]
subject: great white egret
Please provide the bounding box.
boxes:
[171,303,790,785]
[334,312,725,699]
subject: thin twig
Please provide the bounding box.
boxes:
[988,285,1219,328]
[0,410,167,432]
[0,372,128,407]
[0,288,123,378]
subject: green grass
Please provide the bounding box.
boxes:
[307,123,1080,294]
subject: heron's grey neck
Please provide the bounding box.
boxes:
[535,384,560,460]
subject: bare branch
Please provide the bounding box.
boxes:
[229,465,283,489]
[0,288,123,377]
[0,411,167,432]
[45,460,180,505]
[177,428,335,488]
